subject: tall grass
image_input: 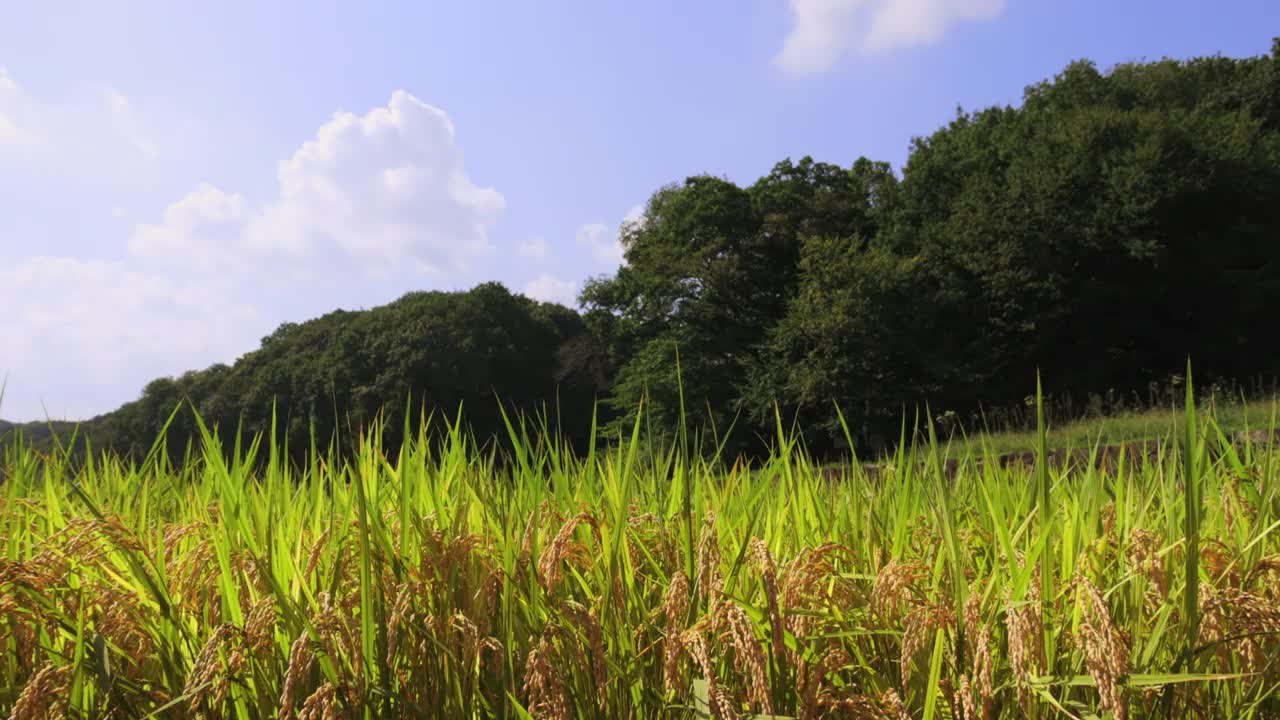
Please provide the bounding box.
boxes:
[2,393,1279,719]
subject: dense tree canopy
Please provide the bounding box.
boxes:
[9,41,1279,462]
[593,40,1280,455]
[84,283,610,463]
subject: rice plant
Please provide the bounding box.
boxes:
[2,388,1278,719]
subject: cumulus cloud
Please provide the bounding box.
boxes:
[129,184,251,272]
[575,203,645,268]
[2,88,505,421]
[0,67,158,160]
[575,222,621,266]
[130,91,504,278]
[0,256,261,421]
[103,86,159,158]
[0,70,228,421]
[517,236,549,259]
[521,204,641,308]
[775,0,1006,74]
[523,273,578,306]
[0,66,46,151]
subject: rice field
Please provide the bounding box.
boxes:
[2,388,1279,719]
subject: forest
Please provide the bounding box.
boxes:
[6,41,1280,462]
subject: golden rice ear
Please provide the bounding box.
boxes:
[900,599,954,688]
[1004,578,1044,715]
[661,570,692,696]
[1074,573,1130,720]
[295,682,345,720]
[303,527,333,583]
[182,623,239,715]
[557,601,607,710]
[870,559,929,624]
[522,630,572,720]
[9,664,71,720]
[1198,585,1280,675]
[685,628,740,720]
[960,591,995,720]
[881,688,912,720]
[243,595,277,653]
[537,511,601,592]
[748,538,784,653]
[721,602,773,715]
[694,511,720,595]
[279,632,317,720]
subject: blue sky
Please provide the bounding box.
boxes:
[1,0,1275,422]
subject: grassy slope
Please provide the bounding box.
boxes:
[967,396,1280,455]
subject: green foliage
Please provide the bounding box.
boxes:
[3,396,1279,718]
[892,50,1280,414]
[586,39,1280,456]
[88,283,611,464]
[581,175,763,438]
[11,40,1280,463]
[581,157,893,450]
[744,239,930,445]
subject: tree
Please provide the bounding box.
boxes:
[744,239,934,454]
[581,175,765,441]
[94,283,609,464]
[581,158,895,449]
[890,49,1280,412]
[65,39,1280,464]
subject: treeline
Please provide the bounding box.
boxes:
[72,284,612,463]
[13,41,1280,462]
[584,40,1280,454]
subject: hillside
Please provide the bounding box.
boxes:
[0,418,86,448]
[6,42,1280,463]
[68,282,613,464]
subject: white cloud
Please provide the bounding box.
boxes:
[103,86,159,158]
[1,88,507,422]
[0,256,261,421]
[576,222,620,266]
[575,203,645,268]
[518,236,549,259]
[130,91,504,278]
[0,66,46,151]
[0,71,230,421]
[0,66,162,204]
[523,273,578,306]
[130,183,251,272]
[775,0,1005,74]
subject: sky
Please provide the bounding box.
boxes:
[1,0,1275,422]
